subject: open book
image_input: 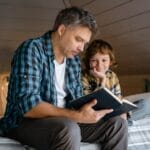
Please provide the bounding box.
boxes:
[68,87,137,120]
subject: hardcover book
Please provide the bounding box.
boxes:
[68,87,137,120]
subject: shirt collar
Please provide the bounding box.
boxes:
[42,30,55,58]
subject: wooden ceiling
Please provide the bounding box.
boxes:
[0,0,150,75]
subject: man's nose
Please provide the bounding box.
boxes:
[78,43,85,52]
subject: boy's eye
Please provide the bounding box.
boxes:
[102,59,109,62]
[90,59,96,63]
[90,60,97,66]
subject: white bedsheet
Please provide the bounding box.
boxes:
[128,115,150,150]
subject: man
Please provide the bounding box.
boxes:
[0,6,128,150]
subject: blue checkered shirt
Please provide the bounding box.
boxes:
[0,31,83,132]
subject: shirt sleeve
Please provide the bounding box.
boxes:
[114,77,122,98]
[106,71,122,98]
[81,74,92,95]
[9,40,43,115]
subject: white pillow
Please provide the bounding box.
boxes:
[125,93,150,121]
[130,98,150,120]
[125,92,150,103]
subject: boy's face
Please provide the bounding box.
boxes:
[58,25,92,58]
[90,52,111,73]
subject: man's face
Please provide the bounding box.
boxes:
[58,25,92,58]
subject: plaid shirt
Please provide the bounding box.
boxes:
[0,31,83,132]
[82,69,122,98]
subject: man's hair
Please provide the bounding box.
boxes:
[53,6,97,34]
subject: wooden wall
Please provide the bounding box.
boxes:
[0,0,150,97]
[119,74,150,96]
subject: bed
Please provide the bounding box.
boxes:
[126,93,150,150]
[128,115,150,150]
[0,73,150,150]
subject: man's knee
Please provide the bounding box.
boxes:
[57,118,81,141]
[110,116,128,135]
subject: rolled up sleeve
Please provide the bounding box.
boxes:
[9,41,43,115]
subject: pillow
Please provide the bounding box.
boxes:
[125,93,150,125]
[125,92,150,103]
[129,98,150,121]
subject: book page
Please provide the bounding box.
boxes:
[122,99,137,107]
[103,87,122,104]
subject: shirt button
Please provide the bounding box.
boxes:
[24,75,27,79]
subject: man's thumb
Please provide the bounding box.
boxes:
[88,99,97,107]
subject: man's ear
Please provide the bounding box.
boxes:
[58,24,66,37]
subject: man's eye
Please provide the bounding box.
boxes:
[76,37,85,44]
[76,37,82,42]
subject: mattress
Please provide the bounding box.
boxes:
[128,115,150,150]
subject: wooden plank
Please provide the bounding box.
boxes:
[96,0,150,26]
[84,0,129,14]
[98,11,150,37]
[119,74,150,95]
[0,0,64,9]
[0,30,43,41]
[0,4,59,21]
[0,17,53,32]
[102,27,150,47]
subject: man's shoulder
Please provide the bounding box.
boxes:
[21,31,49,48]
[15,31,51,55]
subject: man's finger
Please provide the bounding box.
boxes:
[97,109,113,116]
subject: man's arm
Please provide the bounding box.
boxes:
[24,100,113,124]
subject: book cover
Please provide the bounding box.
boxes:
[68,87,137,120]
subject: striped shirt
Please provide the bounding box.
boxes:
[82,69,122,98]
[0,31,83,132]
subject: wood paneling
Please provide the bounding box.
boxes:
[98,11,150,38]
[0,0,66,73]
[70,0,94,7]
[119,74,150,96]
[0,0,149,77]
[95,0,150,26]
[0,0,64,8]
[82,0,130,15]
[0,17,52,32]
[0,5,59,20]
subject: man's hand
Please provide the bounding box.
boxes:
[77,99,113,123]
[120,113,127,120]
[24,100,113,124]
